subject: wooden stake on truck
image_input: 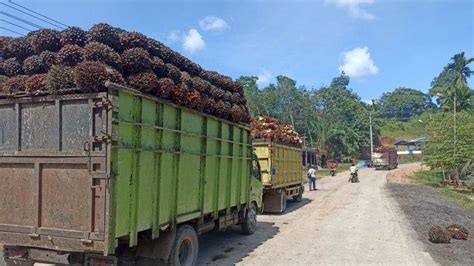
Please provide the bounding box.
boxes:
[0,84,263,265]
[254,140,305,213]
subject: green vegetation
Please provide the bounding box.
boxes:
[408,171,474,209]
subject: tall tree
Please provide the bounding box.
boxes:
[378,87,434,121]
[430,52,474,111]
[330,71,350,89]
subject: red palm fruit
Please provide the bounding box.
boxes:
[165,63,181,83]
[157,78,175,99]
[151,56,167,76]
[170,83,188,105]
[23,55,48,75]
[60,26,88,46]
[56,45,84,66]
[39,51,57,67]
[88,23,121,51]
[74,61,109,93]
[3,58,23,76]
[121,48,152,74]
[26,74,48,93]
[126,71,159,93]
[6,38,33,62]
[1,75,28,94]
[230,104,243,123]
[187,89,204,111]
[83,42,122,69]
[47,65,76,93]
[119,31,149,50]
[28,29,61,53]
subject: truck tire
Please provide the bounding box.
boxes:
[292,186,304,202]
[169,225,198,266]
[241,202,258,235]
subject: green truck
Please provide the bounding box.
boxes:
[0,83,263,265]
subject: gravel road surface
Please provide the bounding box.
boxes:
[198,165,435,265]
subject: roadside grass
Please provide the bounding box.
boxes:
[398,156,422,164]
[318,163,352,177]
[408,170,474,209]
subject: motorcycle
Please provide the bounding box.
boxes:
[330,168,336,176]
[349,171,359,183]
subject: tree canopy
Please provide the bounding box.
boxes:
[378,87,434,121]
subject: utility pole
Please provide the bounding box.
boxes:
[453,94,456,158]
[369,109,374,162]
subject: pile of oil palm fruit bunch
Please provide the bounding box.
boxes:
[0,24,250,123]
[250,116,303,147]
[428,225,452,243]
[446,224,469,240]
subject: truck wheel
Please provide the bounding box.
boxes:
[169,225,198,266]
[241,203,258,235]
[292,186,304,202]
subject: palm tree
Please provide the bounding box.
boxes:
[430,52,474,111]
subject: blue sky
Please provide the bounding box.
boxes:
[1,0,473,100]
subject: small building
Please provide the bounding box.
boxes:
[394,137,427,156]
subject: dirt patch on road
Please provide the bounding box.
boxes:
[387,183,474,265]
[386,164,429,184]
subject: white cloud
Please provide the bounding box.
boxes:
[199,16,228,31]
[338,47,378,78]
[326,0,376,20]
[183,29,205,53]
[257,69,272,86]
[167,31,180,43]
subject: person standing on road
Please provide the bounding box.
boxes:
[308,165,317,191]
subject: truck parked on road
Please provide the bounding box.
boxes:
[0,84,263,265]
[373,147,398,170]
[253,140,304,213]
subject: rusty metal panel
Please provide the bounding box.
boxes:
[0,104,17,152]
[20,102,59,152]
[61,100,91,152]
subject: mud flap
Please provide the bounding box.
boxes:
[135,228,175,263]
[263,190,286,213]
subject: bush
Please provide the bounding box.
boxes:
[23,55,48,75]
[88,23,121,51]
[56,45,84,66]
[83,42,122,69]
[156,78,174,99]
[3,58,23,76]
[126,71,159,93]
[121,48,152,74]
[28,29,61,53]
[60,26,88,46]
[6,37,33,61]
[47,65,76,93]
[26,74,48,93]
[74,61,109,92]
[1,75,28,94]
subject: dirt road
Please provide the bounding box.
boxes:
[198,164,435,265]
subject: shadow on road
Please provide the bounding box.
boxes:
[262,197,313,216]
[197,221,279,265]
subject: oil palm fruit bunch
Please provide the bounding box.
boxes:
[126,71,159,93]
[165,63,181,83]
[223,90,233,102]
[209,85,224,100]
[170,83,188,105]
[179,71,192,87]
[215,100,227,119]
[0,61,4,76]
[105,67,125,85]
[231,92,242,104]
[156,78,174,99]
[151,56,167,76]
[1,75,28,94]
[6,37,33,61]
[121,48,152,74]
[83,42,122,69]
[56,45,84,66]
[88,23,121,52]
[235,82,243,94]
[22,55,48,75]
[39,51,57,67]
[47,65,75,93]
[26,74,48,93]
[3,58,23,76]
[185,62,202,76]
[74,61,109,92]
[28,29,61,53]
[446,224,469,240]
[0,36,13,58]
[229,104,242,123]
[60,27,88,47]
[428,225,451,243]
[119,31,149,51]
[203,96,216,115]
[187,89,203,111]
[191,76,209,93]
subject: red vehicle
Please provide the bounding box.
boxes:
[327,160,337,176]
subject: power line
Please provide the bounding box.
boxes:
[0,18,34,32]
[0,11,42,29]
[7,0,69,28]
[0,26,25,36]
[1,1,65,30]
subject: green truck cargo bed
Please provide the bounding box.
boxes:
[0,84,259,256]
